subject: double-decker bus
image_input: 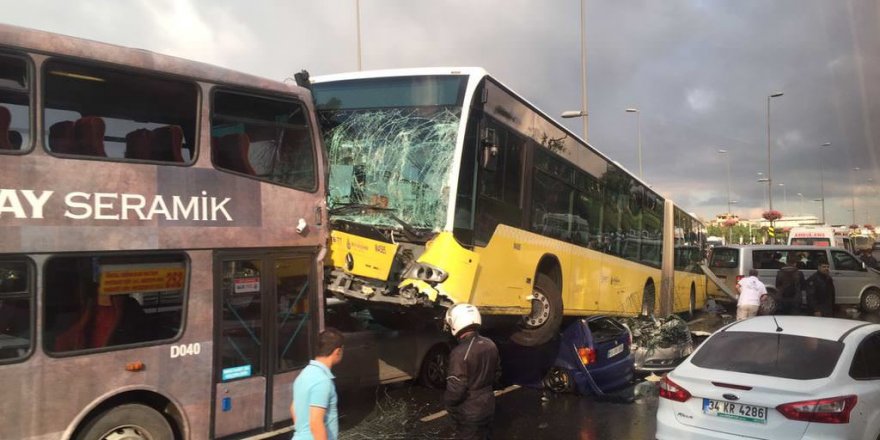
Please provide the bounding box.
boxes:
[0,24,327,439]
[310,67,707,346]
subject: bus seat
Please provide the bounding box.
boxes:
[49,121,77,154]
[0,106,11,149]
[90,295,124,348]
[213,133,255,175]
[124,128,154,160]
[53,305,93,352]
[74,116,107,157]
[153,125,185,162]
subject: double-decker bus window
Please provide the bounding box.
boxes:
[43,254,186,354]
[211,91,316,191]
[220,259,264,380]
[0,259,32,361]
[0,53,30,152]
[43,58,197,163]
[275,257,311,371]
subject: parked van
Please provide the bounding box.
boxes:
[708,245,880,312]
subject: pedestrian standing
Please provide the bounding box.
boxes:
[806,261,836,317]
[736,269,766,320]
[444,303,499,440]
[291,328,344,440]
[774,254,805,315]
[859,249,879,270]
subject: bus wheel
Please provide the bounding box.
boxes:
[688,284,697,319]
[640,282,656,317]
[76,404,173,440]
[419,344,450,389]
[511,274,562,346]
[860,288,880,313]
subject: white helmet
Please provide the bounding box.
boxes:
[445,303,482,337]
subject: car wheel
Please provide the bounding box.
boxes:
[640,281,656,317]
[543,366,574,394]
[860,288,880,313]
[75,404,173,440]
[419,345,450,389]
[511,274,563,347]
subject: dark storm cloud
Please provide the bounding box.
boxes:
[2,0,876,224]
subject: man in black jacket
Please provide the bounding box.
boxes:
[806,261,836,317]
[775,254,806,315]
[444,303,499,440]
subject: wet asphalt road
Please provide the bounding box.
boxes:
[330,380,660,440]
[269,306,880,440]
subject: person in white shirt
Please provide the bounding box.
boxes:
[736,269,766,320]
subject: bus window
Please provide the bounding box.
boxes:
[43,58,197,162]
[43,254,186,354]
[0,53,30,152]
[0,258,32,361]
[211,91,316,191]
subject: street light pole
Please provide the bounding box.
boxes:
[718,149,732,215]
[626,108,642,179]
[355,0,363,71]
[852,167,860,225]
[819,142,831,225]
[766,92,783,243]
[779,183,787,215]
[578,0,588,140]
[560,0,589,141]
[766,92,783,215]
[797,192,805,216]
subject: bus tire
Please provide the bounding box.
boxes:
[76,403,173,440]
[860,288,880,313]
[511,274,562,347]
[419,344,450,389]
[640,281,656,317]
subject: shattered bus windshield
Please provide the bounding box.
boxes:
[313,75,467,231]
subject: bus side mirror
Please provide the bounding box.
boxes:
[481,128,498,171]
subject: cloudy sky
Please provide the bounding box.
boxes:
[3,0,878,225]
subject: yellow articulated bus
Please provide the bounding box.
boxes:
[310,68,707,345]
[0,24,328,439]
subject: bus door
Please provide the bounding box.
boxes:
[212,252,316,438]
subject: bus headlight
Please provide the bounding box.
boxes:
[403,262,448,283]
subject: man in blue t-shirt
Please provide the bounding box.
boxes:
[291,328,345,440]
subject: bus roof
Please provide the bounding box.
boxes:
[0,23,296,95]
[312,67,687,220]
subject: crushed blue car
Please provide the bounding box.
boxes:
[496,316,635,395]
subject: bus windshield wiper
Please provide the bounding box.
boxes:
[329,203,427,241]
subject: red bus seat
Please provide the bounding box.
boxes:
[213,133,255,175]
[153,125,185,162]
[90,295,125,348]
[74,116,107,157]
[0,106,11,149]
[49,121,77,154]
[124,128,154,160]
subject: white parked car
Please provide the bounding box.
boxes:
[656,316,880,439]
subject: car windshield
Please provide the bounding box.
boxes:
[312,75,467,230]
[691,331,843,380]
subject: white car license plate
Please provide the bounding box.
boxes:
[703,399,767,424]
[607,343,623,358]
